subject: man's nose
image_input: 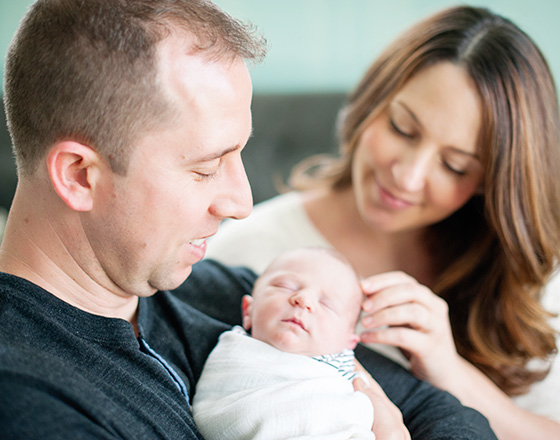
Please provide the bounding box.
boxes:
[209,155,253,220]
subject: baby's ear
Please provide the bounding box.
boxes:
[241,295,253,331]
[347,332,360,350]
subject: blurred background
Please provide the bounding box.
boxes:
[1,0,560,240]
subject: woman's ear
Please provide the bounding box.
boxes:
[241,295,253,331]
[46,141,103,212]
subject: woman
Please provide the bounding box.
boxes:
[206,6,560,438]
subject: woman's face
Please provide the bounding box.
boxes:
[351,62,484,233]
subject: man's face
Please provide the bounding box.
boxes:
[84,33,254,296]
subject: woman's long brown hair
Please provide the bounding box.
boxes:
[289,6,560,395]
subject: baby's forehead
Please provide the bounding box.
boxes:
[268,248,350,270]
[264,249,362,293]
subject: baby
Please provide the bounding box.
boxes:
[193,247,375,440]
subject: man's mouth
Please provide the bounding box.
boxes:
[189,238,206,248]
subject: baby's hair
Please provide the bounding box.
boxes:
[303,246,361,279]
[308,247,362,282]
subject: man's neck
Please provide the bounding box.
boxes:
[0,188,139,326]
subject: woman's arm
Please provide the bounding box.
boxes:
[443,356,560,439]
[354,344,496,440]
[359,271,560,439]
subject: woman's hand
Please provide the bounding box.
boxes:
[353,361,410,440]
[359,271,462,388]
[360,272,560,439]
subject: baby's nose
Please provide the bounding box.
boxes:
[290,292,313,311]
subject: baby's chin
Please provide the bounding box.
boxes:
[265,334,313,356]
[268,338,341,357]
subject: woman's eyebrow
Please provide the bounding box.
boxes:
[393,100,480,160]
[393,100,420,125]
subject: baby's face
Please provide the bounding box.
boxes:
[244,249,362,356]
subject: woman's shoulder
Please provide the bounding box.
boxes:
[542,268,560,335]
[246,191,307,222]
[511,269,560,421]
[543,269,560,313]
[206,192,331,273]
[210,192,307,240]
[512,346,560,422]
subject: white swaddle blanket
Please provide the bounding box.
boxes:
[193,327,374,440]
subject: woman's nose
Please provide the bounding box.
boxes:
[391,149,432,192]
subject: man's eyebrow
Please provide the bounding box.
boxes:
[196,145,241,162]
[195,127,254,162]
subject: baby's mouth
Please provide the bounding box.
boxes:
[283,318,307,332]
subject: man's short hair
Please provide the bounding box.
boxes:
[3,0,266,175]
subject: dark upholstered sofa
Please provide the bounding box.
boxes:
[0,101,16,212]
[239,93,346,204]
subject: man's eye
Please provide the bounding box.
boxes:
[193,170,218,181]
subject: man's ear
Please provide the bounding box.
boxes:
[241,295,253,331]
[46,141,104,212]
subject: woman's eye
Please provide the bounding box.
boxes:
[390,119,414,139]
[442,161,468,177]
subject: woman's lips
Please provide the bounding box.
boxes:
[377,184,415,210]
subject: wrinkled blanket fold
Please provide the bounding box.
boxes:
[193,327,374,440]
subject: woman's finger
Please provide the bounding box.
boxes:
[361,302,432,331]
[360,271,416,297]
[362,281,445,315]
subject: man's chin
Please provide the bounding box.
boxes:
[147,266,193,293]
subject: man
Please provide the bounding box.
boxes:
[0,0,495,439]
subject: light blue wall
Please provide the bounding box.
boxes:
[1,0,559,93]
[0,0,33,91]
[212,0,560,93]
